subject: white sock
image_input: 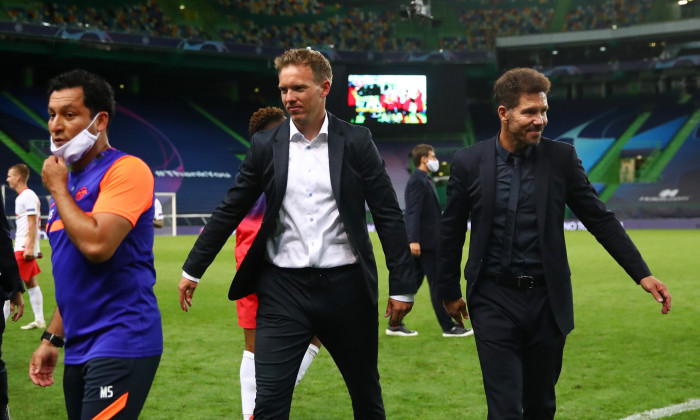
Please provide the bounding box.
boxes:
[295,343,320,387]
[2,301,9,322]
[240,350,256,420]
[27,286,44,323]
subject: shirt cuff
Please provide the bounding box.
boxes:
[390,294,414,303]
[181,271,200,283]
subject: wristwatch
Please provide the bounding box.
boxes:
[41,331,65,348]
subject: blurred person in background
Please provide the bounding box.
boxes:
[153,197,164,228]
[235,106,323,420]
[398,144,473,338]
[4,164,44,330]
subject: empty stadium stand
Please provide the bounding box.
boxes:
[607,118,700,218]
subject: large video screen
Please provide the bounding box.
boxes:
[347,74,426,125]
[327,64,466,135]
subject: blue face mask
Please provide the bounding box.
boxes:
[50,113,101,165]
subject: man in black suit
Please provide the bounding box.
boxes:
[178,48,416,419]
[438,68,671,419]
[1,201,25,419]
[398,144,473,337]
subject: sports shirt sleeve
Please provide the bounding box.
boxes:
[92,156,154,226]
[17,190,40,216]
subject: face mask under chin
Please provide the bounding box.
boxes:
[50,113,101,165]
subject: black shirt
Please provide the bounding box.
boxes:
[482,139,544,277]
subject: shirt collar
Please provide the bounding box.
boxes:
[289,112,329,143]
[415,168,430,178]
[495,133,533,161]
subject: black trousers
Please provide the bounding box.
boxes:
[468,280,566,420]
[0,315,7,415]
[414,251,456,332]
[254,264,385,420]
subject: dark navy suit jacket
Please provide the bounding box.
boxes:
[405,169,441,251]
[437,135,651,335]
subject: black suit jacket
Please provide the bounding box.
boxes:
[183,112,416,302]
[405,169,441,251]
[0,203,24,301]
[438,135,651,335]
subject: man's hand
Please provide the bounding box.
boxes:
[640,276,671,314]
[9,291,24,322]
[23,248,35,261]
[385,298,413,327]
[178,277,198,312]
[42,155,69,195]
[443,298,469,328]
[29,342,59,387]
[409,242,421,257]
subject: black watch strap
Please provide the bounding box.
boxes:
[41,331,65,348]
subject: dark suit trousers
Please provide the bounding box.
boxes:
[468,280,566,420]
[0,315,7,413]
[414,251,455,332]
[254,264,385,420]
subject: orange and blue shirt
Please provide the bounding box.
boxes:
[46,148,163,364]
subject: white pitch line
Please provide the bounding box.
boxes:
[619,399,700,420]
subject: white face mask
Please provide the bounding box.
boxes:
[426,159,440,173]
[50,113,101,165]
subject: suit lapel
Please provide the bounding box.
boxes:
[534,141,551,236]
[424,174,440,206]
[273,122,290,211]
[327,114,345,205]
[480,137,497,226]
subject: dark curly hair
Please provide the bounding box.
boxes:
[248,106,286,136]
[494,68,550,110]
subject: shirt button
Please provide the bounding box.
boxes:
[310,217,314,222]
[306,146,311,150]
[308,193,312,197]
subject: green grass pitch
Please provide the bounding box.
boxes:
[3,230,699,419]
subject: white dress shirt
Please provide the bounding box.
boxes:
[183,114,414,302]
[266,114,357,268]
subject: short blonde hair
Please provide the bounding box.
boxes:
[274,48,333,85]
[9,163,30,183]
